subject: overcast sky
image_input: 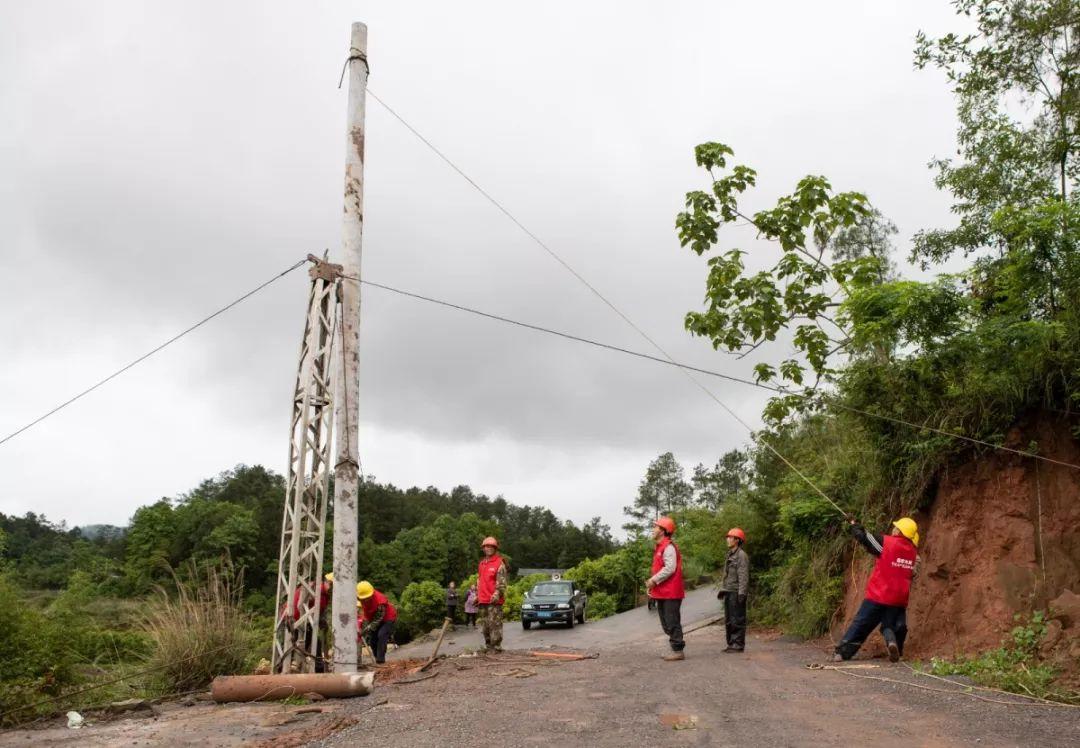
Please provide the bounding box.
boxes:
[1,1,964,533]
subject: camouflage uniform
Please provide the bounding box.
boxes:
[480,561,508,650]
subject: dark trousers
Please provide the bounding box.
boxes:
[365,620,396,664]
[723,593,747,650]
[301,625,327,672]
[465,611,477,626]
[447,605,457,624]
[656,598,685,652]
[836,599,907,660]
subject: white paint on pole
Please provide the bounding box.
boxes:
[332,21,367,673]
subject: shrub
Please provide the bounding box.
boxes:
[140,563,256,695]
[586,592,617,620]
[927,612,1079,704]
[398,580,446,640]
[0,574,83,724]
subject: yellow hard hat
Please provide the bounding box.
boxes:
[356,580,374,600]
[892,518,919,547]
[324,572,334,582]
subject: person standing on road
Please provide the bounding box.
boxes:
[356,580,398,665]
[833,516,919,663]
[645,516,686,661]
[446,581,459,629]
[464,584,479,627]
[477,537,508,653]
[719,528,749,653]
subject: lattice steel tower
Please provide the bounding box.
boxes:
[272,255,342,674]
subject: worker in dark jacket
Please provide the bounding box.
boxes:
[446,581,459,629]
[719,528,749,652]
[357,580,398,664]
[834,516,919,663]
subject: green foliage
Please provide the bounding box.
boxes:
[0,574,80,723]
[691,449,748,511]
[397,580,447,640]
[586,592,617,620]
[928,612,1079,704]
[621,452,693,535]
[565,539,650,613]
[913,0,1079,267]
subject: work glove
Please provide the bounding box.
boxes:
[737,594,747,606]
[716,589,727,600]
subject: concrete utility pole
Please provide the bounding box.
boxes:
[332,21,368,673]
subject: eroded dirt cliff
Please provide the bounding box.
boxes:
[835,412,1080,678]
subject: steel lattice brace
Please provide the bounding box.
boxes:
[272,258,341,674]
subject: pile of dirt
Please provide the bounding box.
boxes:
[373,659,427,685]
[834,411,1080,680]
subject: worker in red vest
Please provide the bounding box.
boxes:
[834,516,920,663]
[477,536,508,652]
[645,516,686,661]
[357,580,398,664]
[283,572,333,672]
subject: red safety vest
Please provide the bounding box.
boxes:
[359,590,398,623]
[649,537,685,600]
[864,535,918,607]
[477,554,505,604]
[290,582,330,620]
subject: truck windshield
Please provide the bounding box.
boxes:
[531,583,572,596]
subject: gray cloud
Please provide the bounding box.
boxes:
[1,1,963,530]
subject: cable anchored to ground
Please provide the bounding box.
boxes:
[0,258,308,448]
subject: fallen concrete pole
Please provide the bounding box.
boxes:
[210,671,374,703]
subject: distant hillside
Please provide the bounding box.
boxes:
[75,524,126,541]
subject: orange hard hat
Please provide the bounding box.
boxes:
[481,536,499,549]
[654,517,676,535]
[727,527,746,542]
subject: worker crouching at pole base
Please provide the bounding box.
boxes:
[477,536,508,653]
[834,516,920,663]
[357,581,397,665]
[719,528,749,652]
[646,517,686,661]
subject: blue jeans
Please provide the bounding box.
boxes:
[836,599,907,660]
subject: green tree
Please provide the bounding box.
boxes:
[913,0,1080,267]
[123,500,176,592]
[622,452,693,534]
[692,449,749,510]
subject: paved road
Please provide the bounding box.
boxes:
[331,624,1080,748]
[391,585,723,660]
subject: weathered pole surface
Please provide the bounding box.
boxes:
[332,21,367,673]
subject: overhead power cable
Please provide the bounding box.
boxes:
[367,89,849,515]
[0,258,308,448]
[358,277,1080,473]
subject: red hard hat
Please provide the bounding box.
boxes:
[727,527,746,542]
[654,517,676,535]
[481,536,499,549]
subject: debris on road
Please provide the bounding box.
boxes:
[397,671,440,685]
[659,713,698,730]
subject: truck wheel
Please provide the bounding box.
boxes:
[522,620,531,630]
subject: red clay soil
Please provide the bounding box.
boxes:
[834,411,1080,681]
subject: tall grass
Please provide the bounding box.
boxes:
[141,562,257,694]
